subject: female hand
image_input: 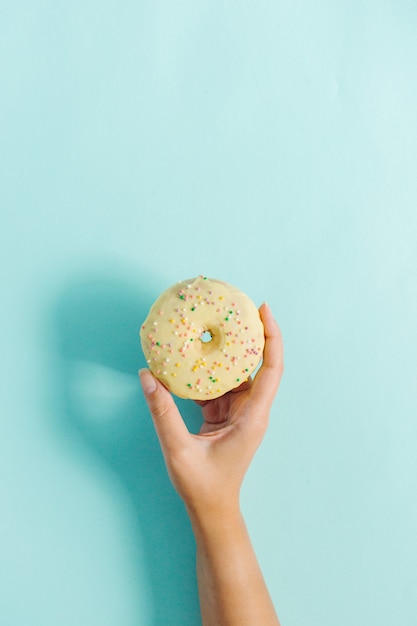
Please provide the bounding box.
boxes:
[139,302,284,519]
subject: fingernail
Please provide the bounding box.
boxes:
[263,301,270,310]
[139,369,157,395]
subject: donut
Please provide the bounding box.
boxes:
[140,275,265,400]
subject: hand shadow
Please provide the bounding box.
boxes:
[49,267,202,626]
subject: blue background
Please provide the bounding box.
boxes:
[1,2,416,625]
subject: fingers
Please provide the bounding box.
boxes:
[139,369,190,453]
[250,303,284,410]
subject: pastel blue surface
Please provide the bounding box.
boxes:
[1,2,416,625]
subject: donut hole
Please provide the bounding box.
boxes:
[199,326,223,352]
[200,330,213,343]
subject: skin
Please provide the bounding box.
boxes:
[139,302,284,626]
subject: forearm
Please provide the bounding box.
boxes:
[188,504,280,626]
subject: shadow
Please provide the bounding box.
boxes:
[47,266,202,626]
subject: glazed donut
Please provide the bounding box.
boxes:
[140,275,265,400]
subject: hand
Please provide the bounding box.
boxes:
[139,303,284,519]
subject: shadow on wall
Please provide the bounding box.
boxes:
[49,267,202,626]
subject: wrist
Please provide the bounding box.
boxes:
[186,498,243,537]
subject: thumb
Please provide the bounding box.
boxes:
[139,369,189,453]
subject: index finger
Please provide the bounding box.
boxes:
[250,302,284,410]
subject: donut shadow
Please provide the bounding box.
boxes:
[48,266,202,626]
